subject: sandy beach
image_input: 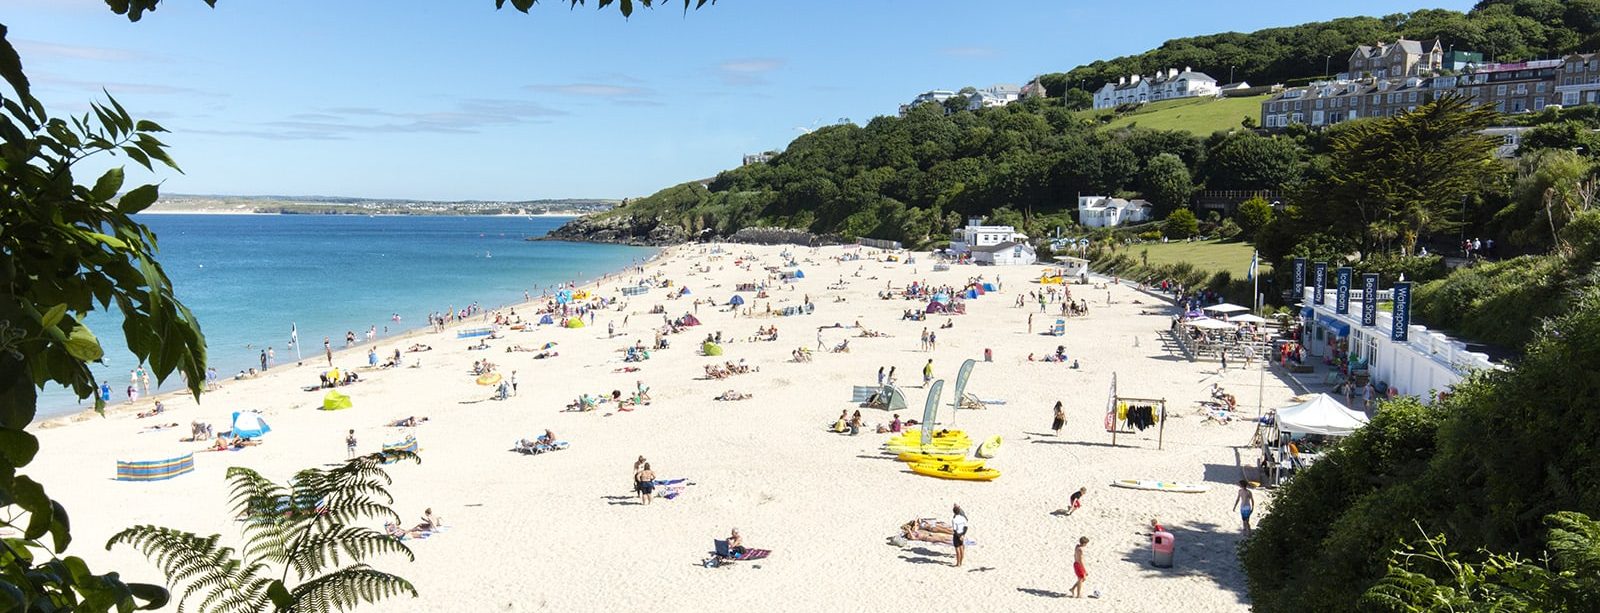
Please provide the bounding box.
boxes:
[31,243,1294,611]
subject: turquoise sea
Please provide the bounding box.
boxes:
[47,214,653,417]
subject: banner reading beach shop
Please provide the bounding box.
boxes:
[1362,273,1379,326]
[1391,281,1413,342]
[1292,258,1307,298]
[1335,267,1352,314]
[1312,262,1328,305]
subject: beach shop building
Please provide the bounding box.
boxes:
[1300,287,1497,402]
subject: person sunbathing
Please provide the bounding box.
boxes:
[142,422,179,432]
[385,522,424,540]
[407,344,432,352]
[417,508,443,531]
[389,416,428,427]
[727,528,748,557]
[716,390,751,401]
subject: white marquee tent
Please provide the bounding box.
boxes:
[1276,394,1369,437]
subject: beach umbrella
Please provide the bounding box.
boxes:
[1203,303,1250,314]
[1230,313,1269,324]
[230,411,272,439]
[1186,318,1237,330]
[728,295,746,306]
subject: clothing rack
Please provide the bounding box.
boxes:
[1109,396,1168,450]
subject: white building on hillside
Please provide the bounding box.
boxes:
[1093,67,1220,109]
[1077,196,1155,227]
[967,83,1023,110]
[950,218,1028,254]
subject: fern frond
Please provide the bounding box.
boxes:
[283,525,414,581]
[287,565,417,613]
[106,525,267,613]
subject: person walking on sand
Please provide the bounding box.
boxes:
[922,359,934,387]
[817,329,824,351]
[1028,312,1033,335]
[887,366,897,386]
[267,346,275,368]
[1066,486,1087,516]
[346,429,357,459]
[951,504,969,567]
[324,337,333,367]
[1051,401,1066,436]
[510,371,519,396]
[1071,537,1089,598]
[635,462,657,505]
[1234,480,1255,535]
[877,366,886,387]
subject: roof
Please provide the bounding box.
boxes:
[970,241,1033,253]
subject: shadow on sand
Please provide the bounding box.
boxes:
[1116,521,1250,605]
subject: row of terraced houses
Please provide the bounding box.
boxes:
[1261,38,1600,129]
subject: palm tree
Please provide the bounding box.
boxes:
[108,451,420,612]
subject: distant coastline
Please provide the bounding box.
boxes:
[143,194,620,217]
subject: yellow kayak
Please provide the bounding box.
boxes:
[895,428,966,440]
[886,441,970,454]
[897,451,971,464]
[909,462,1001,481]
[901,456,985,470]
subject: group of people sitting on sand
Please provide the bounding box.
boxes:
[831,410,866,435]
[751,325,779,342]
[513,429,566,454]
[704,360,756,379]
[566,387,650,412]
[471,359,496,375]
[1029,345,1078,367]
[317,370,360,388]
[792,347,813,362]
[136,401,166,419]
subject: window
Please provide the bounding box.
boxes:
[1496,84,1508,96]
[1535,97,1545,110]
[1536,82,1547,93]
[1408,91,1417,102]
[1512,99,1526,112]
[1315,99,1324,109]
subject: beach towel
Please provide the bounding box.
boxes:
[654,478,691,499]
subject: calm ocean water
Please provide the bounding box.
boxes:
[45,214,653,417]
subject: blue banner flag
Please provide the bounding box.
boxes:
[1312,262,1328,305]
[1361,274,1379,326]
[1335,267,1352,315]
[1391,282,1413,342]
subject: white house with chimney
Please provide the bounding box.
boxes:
[1093,67,1220,109]
[966,83,1023,110]
[949,218,1028,254]
[1078,196,1155,227]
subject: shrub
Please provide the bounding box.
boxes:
[1163,209,1198,239]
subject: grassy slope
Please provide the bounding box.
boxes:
[1124,239,1264,277]
[1076,94,1269,136]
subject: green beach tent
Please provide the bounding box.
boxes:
[566,318,586,328]
[322,390,353,411]
[703,342,723,356]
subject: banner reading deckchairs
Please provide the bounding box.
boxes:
[116,453,195,481]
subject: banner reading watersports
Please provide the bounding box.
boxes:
[1312,262,1328,305]
[1292,258,1306,298]
[1391,281,1412,342]
[1361,273,1379,326]
[1335,267,1352,315]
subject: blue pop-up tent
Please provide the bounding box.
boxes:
[728,295,746,306]
[538,314,554,325]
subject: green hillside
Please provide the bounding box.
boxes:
[1076,94,1268,136]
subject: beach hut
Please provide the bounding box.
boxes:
[565,317,585,329]
[230,411,271,439]
[115,453,196,481]
[321,390,353,411]
[728,295,746,307]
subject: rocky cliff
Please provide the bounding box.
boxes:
[541,214,840,247]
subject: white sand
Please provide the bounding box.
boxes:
[31,244,1293,611]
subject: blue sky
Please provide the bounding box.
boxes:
[8,0,1474,201]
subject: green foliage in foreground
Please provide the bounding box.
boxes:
[109,451,420,613]
[1242,282,1600,611]
[1364,512,1600,612]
